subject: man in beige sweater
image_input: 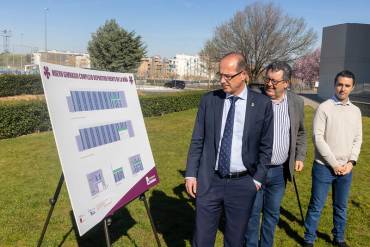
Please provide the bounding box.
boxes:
[303,70,362,247]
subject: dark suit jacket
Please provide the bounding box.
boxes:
[285,91,307,180]
[254,87,307,180]
[185,88,274,196]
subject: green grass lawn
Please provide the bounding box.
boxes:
[0,106,369,246]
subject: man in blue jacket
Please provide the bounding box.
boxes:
[185,52,274,247]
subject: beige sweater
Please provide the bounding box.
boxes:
[313,98,362,168]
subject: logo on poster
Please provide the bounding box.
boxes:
[43,66,50,79]
[88,208,96,216]
[146,175,157,185]
[79,215,86,223]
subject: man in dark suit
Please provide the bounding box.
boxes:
[185,52,274,247]
[245,61,307,247]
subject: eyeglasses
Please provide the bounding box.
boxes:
[263,77,286,85]
[217,71,243,81]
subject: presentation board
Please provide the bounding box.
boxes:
[39,63,159,235]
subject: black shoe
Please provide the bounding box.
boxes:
[302,242,313,247]
[333,240,349,247]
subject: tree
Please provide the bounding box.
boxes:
[201,2,317,82]
[293,48,320,86]
[88,19,146,73]
[199,50,218,88]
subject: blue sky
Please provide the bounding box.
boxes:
[1,0,370,58]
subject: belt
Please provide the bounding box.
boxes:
[266,164,284,169]
[215,170,249,179]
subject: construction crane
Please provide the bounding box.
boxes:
[0,30,12,53]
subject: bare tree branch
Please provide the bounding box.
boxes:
[200,2,317,82]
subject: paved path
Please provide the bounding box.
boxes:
[300,95,319,109]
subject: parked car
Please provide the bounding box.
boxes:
[164,80,186,89]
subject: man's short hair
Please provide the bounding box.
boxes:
[221,52,247,72]
[265,61,292,81]
[334,70,356,86]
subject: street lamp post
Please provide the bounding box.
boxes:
[44,8,49,61]
[20,33,23,70]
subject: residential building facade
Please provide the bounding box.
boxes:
[32,50,91,69]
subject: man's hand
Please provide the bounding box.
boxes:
[333,165,346,175]
[341,162,354,175]
[185,178,197,198]
[295,160,304,172]
[255,184,261,191]
[253,180,261,191]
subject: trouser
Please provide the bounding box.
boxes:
[244,165,286,247]
[304,162,352,243]
[193,173,257,247]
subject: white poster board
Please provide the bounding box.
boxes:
[39,63,159,235]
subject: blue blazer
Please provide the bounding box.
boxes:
[185,88,274,196]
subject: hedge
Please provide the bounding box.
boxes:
[139,91,203,116]
[0,100,51,139]
[0,91,205,139]
[0,74,43,97]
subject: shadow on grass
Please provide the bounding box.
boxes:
[70,207,137,247]
[279,206,332,245]
[316,231,332,244]
[148,169,196,247]
[57,226,73,247]
[278,207,305,244]
[277,218,304,244]
[350,199,361,208]
[280,207,303,225]
[149,188,195,247]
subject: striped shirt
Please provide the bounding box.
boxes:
[271,93,290,165]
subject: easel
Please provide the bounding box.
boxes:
[37,173,161,247]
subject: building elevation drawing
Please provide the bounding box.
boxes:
[87,169,107,196]
[129,154,144,174]
[112,167,125,183]
[76,121,134,151]
[67,90,127,112]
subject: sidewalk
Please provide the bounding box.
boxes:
[298,93,323,109]
[298,93,370,116]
